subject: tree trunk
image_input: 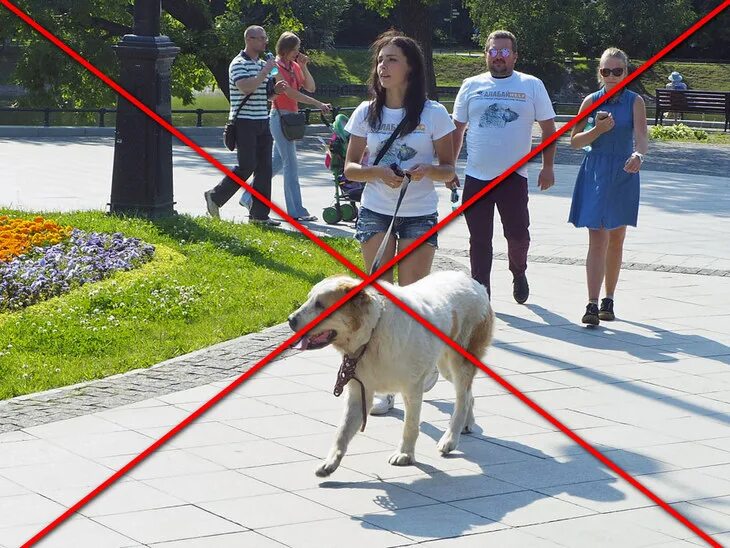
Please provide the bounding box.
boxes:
[395,0,438,100]
[208,59,231,100]
[161,0,231,101]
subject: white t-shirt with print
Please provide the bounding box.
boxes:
[452,71,555,180]
[345,100,455,217]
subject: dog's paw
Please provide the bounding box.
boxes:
[315,460,339,477]
[388,452,414,466]
[437,431,459,455]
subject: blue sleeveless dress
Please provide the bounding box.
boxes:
[568,88,640,229]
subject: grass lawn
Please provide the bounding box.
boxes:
[0,210,361,400]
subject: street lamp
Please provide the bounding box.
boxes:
[109,0,180,217]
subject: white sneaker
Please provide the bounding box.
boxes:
[423,367,439,392]
[239,192,252,210]
[370,393,395,415]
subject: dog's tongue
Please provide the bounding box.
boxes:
[292,335,310,350]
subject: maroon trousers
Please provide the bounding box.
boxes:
[462,172,531,296]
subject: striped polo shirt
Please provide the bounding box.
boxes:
[229,51,271,121]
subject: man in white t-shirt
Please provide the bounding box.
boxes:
[451,30,556,303]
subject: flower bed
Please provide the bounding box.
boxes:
[0,221,155,313]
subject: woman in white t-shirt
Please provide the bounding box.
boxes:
[344,31,456,415]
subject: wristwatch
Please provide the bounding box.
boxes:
[631,152,645,163]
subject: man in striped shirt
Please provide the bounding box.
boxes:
[204,25,286,226]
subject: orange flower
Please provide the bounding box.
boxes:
[0,215,73,262]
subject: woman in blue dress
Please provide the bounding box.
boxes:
[568,47,648,325]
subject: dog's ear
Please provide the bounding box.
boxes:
[351,287,371,307]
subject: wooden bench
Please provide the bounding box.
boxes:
[655,89,729,131]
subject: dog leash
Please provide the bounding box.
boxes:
[333,344,369,431]
[369,168,412,276]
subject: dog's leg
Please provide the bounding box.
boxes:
[316,383,372,477]
[438,361,475,455]
[389,387,423,466]
[463,391,476,434]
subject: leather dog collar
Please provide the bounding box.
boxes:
[333,344,369,432]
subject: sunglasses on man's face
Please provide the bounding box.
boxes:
[600,67,624,77]
[487,47,512,58]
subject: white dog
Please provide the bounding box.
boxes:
[288,270,494,477]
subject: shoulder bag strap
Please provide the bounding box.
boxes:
[372,117,408,166]
[229,93,252,122]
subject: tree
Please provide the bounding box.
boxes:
[675,0,730,59]
[362,0,440,99]
[465,0,584,65]
[578,0,696,60]
[290,0,351,49]
[0,0,341,107]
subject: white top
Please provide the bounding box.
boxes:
[452,71,555,180]
[345,100,455,217]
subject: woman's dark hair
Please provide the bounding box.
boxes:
[366,30,427,137]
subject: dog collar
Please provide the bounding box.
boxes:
[333,344,369,432]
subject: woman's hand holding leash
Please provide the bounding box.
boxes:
[405,163,431,182]
[378,165,406,188]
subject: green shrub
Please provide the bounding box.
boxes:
[650,123,709,141]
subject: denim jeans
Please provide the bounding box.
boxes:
[240,109,310,218]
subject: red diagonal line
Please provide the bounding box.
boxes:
[3,0,725,546]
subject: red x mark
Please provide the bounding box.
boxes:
[2,1,727,546]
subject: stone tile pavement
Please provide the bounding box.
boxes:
[1,255,729,547]
[1,133,729,546]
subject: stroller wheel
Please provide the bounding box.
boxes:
[340,202,358,222]
[322,205,342,225]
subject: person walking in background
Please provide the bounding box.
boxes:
[451,30,556,304]
[204,25,284,226]
[240,32,332,222]
[343,31,456,415]
[568,47,649,325]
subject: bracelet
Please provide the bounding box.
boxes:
[631,151,645,163]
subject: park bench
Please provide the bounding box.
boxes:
[655,89,729,131]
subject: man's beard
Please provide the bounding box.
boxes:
[489,61,510,76]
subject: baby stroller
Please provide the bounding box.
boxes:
[321,113,363,225]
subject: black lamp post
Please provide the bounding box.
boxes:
[109,0,180,217]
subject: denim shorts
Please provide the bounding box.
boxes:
[355,207,438,248]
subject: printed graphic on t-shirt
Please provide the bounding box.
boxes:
[374,139,417,166]
[479,102,520,128]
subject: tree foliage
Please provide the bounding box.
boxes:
[465,0,700,63]
[0,0,345,107]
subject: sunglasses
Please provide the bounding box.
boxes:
[487,47,512,58]
[600,67,625,77]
